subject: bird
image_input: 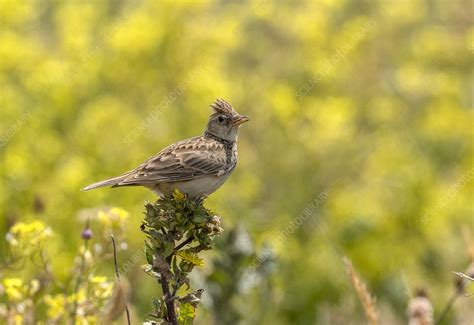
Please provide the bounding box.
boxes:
[82,99,249,200]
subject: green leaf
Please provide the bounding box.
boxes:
[152,297,162,313]
[191,214,207,224]
[145,242,154,264]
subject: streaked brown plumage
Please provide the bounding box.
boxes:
[82,99,249,199]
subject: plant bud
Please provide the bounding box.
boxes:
[81,228,93,240]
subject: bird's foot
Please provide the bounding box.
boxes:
[194,195,207,205]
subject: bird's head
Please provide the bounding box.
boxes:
[205,99,249,142]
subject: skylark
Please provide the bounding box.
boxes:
[82,99,249,199]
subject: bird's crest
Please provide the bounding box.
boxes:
[210,98,236,115]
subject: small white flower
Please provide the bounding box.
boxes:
[120,242,128,250]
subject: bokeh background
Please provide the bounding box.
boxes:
[1,0,473,324]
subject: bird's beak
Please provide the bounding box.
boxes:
[231,115,250,126]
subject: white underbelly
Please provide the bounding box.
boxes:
[149,175,230,198]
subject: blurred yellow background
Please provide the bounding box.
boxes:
[1,0,473,324]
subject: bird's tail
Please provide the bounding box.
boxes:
[81,175,128,191]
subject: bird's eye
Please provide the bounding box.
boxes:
[217,115,226,123]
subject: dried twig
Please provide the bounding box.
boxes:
[111,234,131,325]
[436,264,474,324]
[454,271,474,282]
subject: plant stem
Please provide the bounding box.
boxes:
[171,236,194,255]
[111,234,131,325]
[435,289,462,324]
[142,195,222,323]
[159,253,178,325]
[71,239,88,322]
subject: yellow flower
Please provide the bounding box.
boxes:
[14,315,23,325]
[89,276,107,284]
[75,315,97,324]
[110,207,129,221]
[172,189,185,201]
[66,289,86,305]
[176,251,204,267]
[2,278,24,301]
[89,276,113,299]
[6,220,53,249]
[29,279,40,296]
[97,207,129,228]
[44,294,66,319]
[97,210,111,227]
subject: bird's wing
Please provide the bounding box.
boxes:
[115,137,227,186]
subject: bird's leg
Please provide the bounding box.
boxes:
[194,195,207,205]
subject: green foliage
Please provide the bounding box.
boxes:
[141,190,222,324]
[204,225,275,324]
[1,0,473,323]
